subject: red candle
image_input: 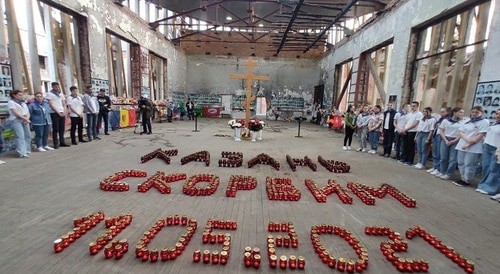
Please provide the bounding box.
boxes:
[141,248,149,262]
[346,260,355,273]
[279,255,288,269]
[252,254,261,269]
[53,239,64,253]
[114,244,124,259]
[89,242,99,255]
[289,255,297,269]
[202,250,211,264]
[269,254,278,268]
[193,250,201,262]
[161,248,170,261]
[298,256,305,270]
[220,251,228,265]
[337,257,346,272]
[244,252,252,268]
[104,244,114,259]
[150,249,159,263]
[212,251,220,264]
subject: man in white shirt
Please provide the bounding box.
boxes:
[400,101,423,165]
[67,86,87,145]
[394,104,410,161]
[46,82,70,148]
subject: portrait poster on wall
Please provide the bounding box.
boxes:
[474,81,500,121]
[0,63,12,102]
[91,78,110,96]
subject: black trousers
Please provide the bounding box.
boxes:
[50,113,66,147]
[343,126,355,146]
[97,111,109,134]
[187,110,194,120]
[394,132,404,160]
[403,131,417,164]
[383,129,395,155]
[70,117,84,143]
[142,115,152,134]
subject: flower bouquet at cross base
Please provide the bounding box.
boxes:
[248,119,265,141]
[248,119,264,132]
[228,119,245,141]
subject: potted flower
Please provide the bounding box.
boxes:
[228,119,243,141]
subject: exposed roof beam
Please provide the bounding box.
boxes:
[150,0,229,29]
[301,3,342,11]
[276,0,305,54]
[304,0,358,53]
[172,16,250,41]
[220,4,248,25]
[253,8,280,25]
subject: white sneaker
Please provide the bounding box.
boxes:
[343,146,347,150]
[0,160,5,165]
[490,193,500,201]
[26,151,32,154]
[44,146,55,151]
[434,172,443,177]
[440,174,451,180]
[426,168,435,173]
[362,149,367,153]
[475,189,488,195]
[414,164,423,169]
[357,148,362,152]
[430,170,440,175]
[347,146,351,150]
[38,147,47,152]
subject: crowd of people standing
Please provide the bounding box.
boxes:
[342,101,500,202]
[1,82,112,163]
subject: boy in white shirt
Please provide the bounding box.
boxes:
[66,86,87,145]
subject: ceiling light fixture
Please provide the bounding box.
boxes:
[258,23,264,27]
[226,16,232,21]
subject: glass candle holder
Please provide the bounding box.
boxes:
[193,250,201,262]
[150,249,159,263]
[279,255,288,269]
[202,250,211,264]
[220,251,228,265]
[269,255,277,268]
[252,254,261,269]
[288,255,297,269]
[53,239,64,253]
[298,256,305,270]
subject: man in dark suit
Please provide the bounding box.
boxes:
[381,102,397,157]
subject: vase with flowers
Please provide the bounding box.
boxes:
[248,119,264,142]
[227,119,243,141]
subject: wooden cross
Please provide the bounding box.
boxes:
[230,58,270,124]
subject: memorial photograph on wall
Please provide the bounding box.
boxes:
[0,64,12,102]
[474,81,500,121]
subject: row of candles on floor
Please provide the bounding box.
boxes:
[192,218,237,264]
[53,213,475,273]
[266,177,301,201]
[180,150,210,166]
[140,149,178,164]
[99,171,417,207]
[286,155,317,172]
[138,148,353,174]
[225,175,257,197]
[318,156,351,173]
[218,151,243,168]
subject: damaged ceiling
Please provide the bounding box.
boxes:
[148,0,393,58]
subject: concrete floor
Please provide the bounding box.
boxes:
[0,118,498,274]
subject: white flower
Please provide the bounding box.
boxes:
[228,119,236,126]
